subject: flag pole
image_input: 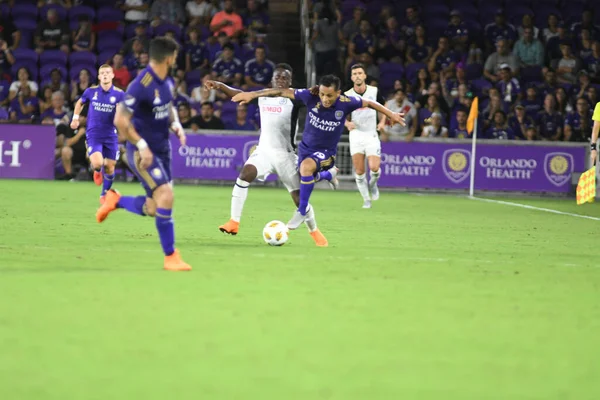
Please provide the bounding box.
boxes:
[469,117,478,197]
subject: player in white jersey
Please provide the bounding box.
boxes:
[344,63,386,208]
[204,64,328,246]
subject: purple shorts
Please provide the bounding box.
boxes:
[298,148,336,173]
[86,137,120,161]
[126,145,172,198]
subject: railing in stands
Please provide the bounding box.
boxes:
[300,0,316,87]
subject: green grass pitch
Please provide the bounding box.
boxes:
[1,180,599,399]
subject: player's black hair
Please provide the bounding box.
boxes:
[275,63,293,73]
[319,75,341,91]
[149,36,180,63]
[350,63,367,74]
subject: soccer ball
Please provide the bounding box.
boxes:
[263,220,289,246]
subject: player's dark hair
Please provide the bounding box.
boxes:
[149,36,180,63]
[319,75,341,91]
[275,63,293,73]
[350,63,367,74]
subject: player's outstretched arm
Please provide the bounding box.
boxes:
[205,80,243,98]
[70,99,84,129]
[169,105,186,146]
[363,99,406,127]
[232,88,295,105]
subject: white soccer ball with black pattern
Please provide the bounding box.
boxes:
[263,220,289,246]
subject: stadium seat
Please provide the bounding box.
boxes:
[40,5,68,21]
[39,65,68,82]
[70,65,97,81]
[13,18,38,32]
[39,50,68,67]
[69,51,98,67]
[185,70,203,88]
[69,5,96,22]
[98,51,117,65]
[153,23,183,40]
[471,78,492,97]
[0,4,9,17]
[465,63,483,81]
[11,49,38,65]
[11,63,38,81]
[11,4,38,20]
[97,7,124,22]
[405,62,426,83]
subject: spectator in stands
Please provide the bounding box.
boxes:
[210,0,244,38]
[38,0,71,7]
[58,113,88,181]
[125,38,145,69]
[120,0,150,25]
[9,68,38,101]
[341,6,363,47]
[35,8,70,54]
[0,8,20,50]
[484,10,517,52]
[191,76,216,105]
[555,87,573,115]
[583,41,600,83]
[356,52,379,81]
[311,4,341,80]
[482,94,504,130]
[555,41,580,84]
[71,16,95,53]
[508,104,534,140]
[0,39,15,81]
[225,103,257,131]
[516,13,538,40]
[38,86,53,114]
[413,67,431,98]
[47,68,69,101]
[244,45,274,89]
[9,84,37,123]
[172,75,191,106]
[521,85,542,117]
[401,4,421,41]
[41,91,68,124]
[0,79,10,110]
[449,108,470,138]
[185,27,209,74]
[187,0,217,27]
[421,112,448,138]
[542,14,560,43]
[571,10,600,41]
[405,24,431,65]
[111,53,131,90]
[586,86,598,107]
[122,23,150,55]
[485,110,515,139]
[191,101,224,130]
[546,22,570,65]
[212,43,243,86]
[346,20,376,71]
[418,94,446,129]
[513,27,544,69]
[376,16,403,64]
[150,0,185,27]
[374,5,393,36]
[428,36,457,81]
[524,125,538,141]
[244,0,270,34]
[564,97,592,142]
[577,28,593,60]
[70,69,92,104]
[497,64,521,107]
[484,38,519,83]
[537,93,562,141]
[444,10,469,54]
[445,62,471,99]
[177,102,194,129]
[539,69,559,98]
[382,87,417,142]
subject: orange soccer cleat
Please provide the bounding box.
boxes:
[93,170,103,186]
[164,249,192,271]
[96,189,120,223]
[219,219,239,235]
[309,229,329,247]
[99,196,105,205]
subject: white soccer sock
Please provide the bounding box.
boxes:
[355,173,371,201]
[370,169,381,188]
[231,178,250,222]
[305,203,318,232]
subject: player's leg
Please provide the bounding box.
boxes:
[100,140,120,202]
[86,139,104,186]
[352,151,371,208]
[288,155,319,230]
[60,146,74,177]
[366,140,382,201]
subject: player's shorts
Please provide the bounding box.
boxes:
[126,145,172,198]
[298,148,336,173]
[86,136,120,161]
[349,131,381,157]
[245,147,300,192]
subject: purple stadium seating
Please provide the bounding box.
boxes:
[40,4,68,21]
[11,49,38,64]
[125,23,153,39]
[11,63,39,81]
[153,23,183,40]
[185,70,203,88]
[405,63,426,83]
[39,50,68,66]
[97,7,124,22]
[11,4,38,20]
[13,18,38,32]
[39,65,68,82]
[98,51,117,65]
[69,51,98,67]
[465,63,483,81]
[0,4,9,17]
[69,5,96,22]
[70,65,96,81]
[471,78,492,97]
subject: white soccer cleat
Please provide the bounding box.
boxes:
[362,200,372,209]
[370,183,380,201]
[287,211,307,230]
[327,167,340,190]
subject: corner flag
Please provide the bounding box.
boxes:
[576,166,596,205]
[467,97,479,134]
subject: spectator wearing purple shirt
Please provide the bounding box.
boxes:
[225,104,257,131]
[41,91,68,125]
[185,27,209,73]
[401,4,422,41]
[212,43,243,86]
[564,97,593,142]
[583,41,600,83]
[244,45,274,89]
[508,104,535,140]
[406,24,432,65]
[0,78,9,110]
[484,9,517,52]
[9,84,38,123]
[485,111,516,140]
[428,36,457,81]
[0,40,14,82]
[347,20,376,71]
[444,10,469,54]
[521,86,542,118]
[71,16,95,53]
[377,16,404,63]
[496,64,521,107]
[536,94,563,141]
[243,0,270,34]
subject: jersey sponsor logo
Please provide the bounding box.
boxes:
[308,113,341,132]
[261,105,283,113]
[92,103,116,113]
[153,103,170,120]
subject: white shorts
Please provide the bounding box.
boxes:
[245,147,300,192]
[349,132,381,157]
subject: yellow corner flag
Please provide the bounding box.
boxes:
[576,166,596,205]
[467,96,479,134]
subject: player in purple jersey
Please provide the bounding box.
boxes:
[96,37,191,272]
[232,74,405,230]
[71,65,125,203]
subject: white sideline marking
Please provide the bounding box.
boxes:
[470,196,600,222]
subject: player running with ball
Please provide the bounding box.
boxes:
[70,65,125,203]
[232,74,405,230]
[345,63,387,209]
[205,64,328,246]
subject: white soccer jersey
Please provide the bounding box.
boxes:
[256,96,302,152]
[345,85,385,136]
